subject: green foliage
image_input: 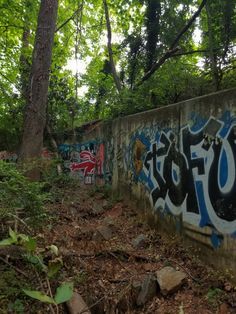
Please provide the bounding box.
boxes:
[0,227,36,252]
[206,287,224,308]
[0,269,27,313]
[0,0,235,137]
[23,282,74,305]
[0,228,73,309]
[8,299,25,314]
[54,282,74,304]
[22,290,55,304]
[0,161,48,223]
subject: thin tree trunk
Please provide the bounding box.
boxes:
[46,123,62,175]
[103,0,122,92]
[138,0,207,85]
[19,0,58,179]
[19,0,34,103]
[19,26,30,101]
[206,2,220,91]
[145,0,161,72]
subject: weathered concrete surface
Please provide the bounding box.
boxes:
[62,88,236,279]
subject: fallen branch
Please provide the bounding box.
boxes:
[8,213,33,233]
[167,258,201,283]
[0,256,29,278]
[79,295,105,314]
[46,277,58,314]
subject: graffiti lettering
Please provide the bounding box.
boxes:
[58,141,110,185]
[131,114,236,234]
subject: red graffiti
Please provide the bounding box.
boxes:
[70,150,96,176]
[41,148,54,159]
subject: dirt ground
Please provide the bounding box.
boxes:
[1,183,236,313]
[46,184,236,314]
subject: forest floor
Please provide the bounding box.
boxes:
[1,182,236,313]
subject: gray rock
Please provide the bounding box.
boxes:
[92,225,113,241]
[132,234,148,248]
[102,199,109,208]
[103,216,115,226]
[92,203,104,214]
[66,292,91,314]
[156,266,187,296]
[136,274,158,306]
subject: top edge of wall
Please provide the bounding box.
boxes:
[114,88,236,122]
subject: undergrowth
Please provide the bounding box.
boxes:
[0,161,49,230]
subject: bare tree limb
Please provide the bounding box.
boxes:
[138,0,207,85]
[172,49,207,57]
[170,0,207,50]
[103,0,122,92]
[55,5,82,33]
[0,24,24,29]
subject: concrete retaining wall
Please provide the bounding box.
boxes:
[60,88,236,276]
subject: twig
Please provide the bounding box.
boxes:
[107,251,135,276]
[55,5,83,32]
[0,256,29,278]
[8,213,33,233]
[168,259,201,283]
[34,268,44,291]
[79,295,106,314]
[80,280,134,313]
[46,277,58,314]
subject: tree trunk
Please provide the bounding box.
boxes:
[103,0,122,92]
[145,0,161,72]
[19,0,58,179]
[206,2,220,91]
[138,0,207,85]
[19,24,30,101]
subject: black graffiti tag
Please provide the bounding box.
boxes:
[144,132,188,209]
[208,126,236,222]
[143,117,236,230]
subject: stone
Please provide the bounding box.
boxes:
[66,292,91,314]
[136,274,158,306]
[218,303,230,314]
[156,266,187,296]
[132,234,148,248]
[102,199,109,208]
[92,225,113,241]
[103,216,115,226]
[92,203,104,214]
[131,279,142,302]
[105,204,123,218]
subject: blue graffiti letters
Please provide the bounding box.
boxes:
[134,115,236,234]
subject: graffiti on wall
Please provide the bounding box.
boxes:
[0,151,18,162]
[58,141,112,184]
[129,111,236,236]
[0,148,54,163]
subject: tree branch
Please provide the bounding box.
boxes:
[170,0,207,50]
[138,0,207,85]
[55,5,82,33]
[0,24,24,29]
[172,49,207,57]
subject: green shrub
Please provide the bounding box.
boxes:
[0,161,48,224]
